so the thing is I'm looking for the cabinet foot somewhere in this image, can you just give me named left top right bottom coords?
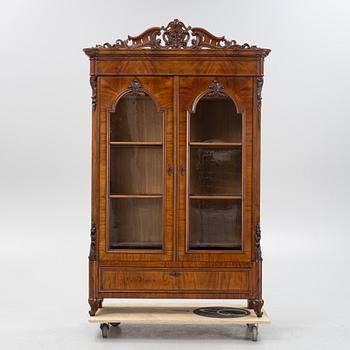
left=248, top=299, right=264, bottom=318
left=88, top=298, right=103, bottom=316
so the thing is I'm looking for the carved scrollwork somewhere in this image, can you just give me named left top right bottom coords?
left=205, top=80, right=226, bottom=97
left=95, top=19, right=259, bottom=50
left=89, top=75, right=97, bottom=110
left=256, top=77, right=263, bottom=112
left=89, top=222, right=97, bottom=261
left=255, top=222, right=262, bottom=262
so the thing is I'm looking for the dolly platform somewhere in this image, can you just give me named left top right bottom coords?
left=89, top=302, right=270, bottom=341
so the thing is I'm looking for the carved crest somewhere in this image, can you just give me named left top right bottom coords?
left=255, top=222, right=262, bottom=262
left=95, top=19, right=258, bottom=50
left=127, top=78, right=145, bottom=96
left=256, top=77, right=263, bottom=111
left=205, top=80, right=226, bottom=97
left=89, top=75, right=97, bottom=110
left=163, top=19, right=190, bottom=48
left=89, top=222, right=97, bottom=261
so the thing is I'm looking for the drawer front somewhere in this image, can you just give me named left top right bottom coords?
left=100, top=269, right=250, bottom=293
left=177, top=271, right=249, bottom=292
left=101, top=269, right=177, bottom=291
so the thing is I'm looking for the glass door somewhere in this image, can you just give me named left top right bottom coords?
left=189, top=95, right=242, bottom=250
left=178, top=77, right=252, bottom=262
left=99, top=76, right=174, bottom=261
left=109, top=93, right=163, bottom=249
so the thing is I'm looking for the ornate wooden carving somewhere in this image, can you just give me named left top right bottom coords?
left=256, top=77, right=263, bottom=111
left=89, top=222, right=97, bottom=261
left=95, top=19, right=258, bottom=50
left=90, top=75, right=97, bottom=110
left=88, top=298, right=102, bottom=316
left=248, top=299, right=264, bottom=317
left=127, top=78, right=145, bottom=96
left=255, top=222, right=262, bottom=262
left=205, top=80, right=226, bottom=97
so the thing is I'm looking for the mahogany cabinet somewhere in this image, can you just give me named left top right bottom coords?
left=84, top=20, right=270, bottom=317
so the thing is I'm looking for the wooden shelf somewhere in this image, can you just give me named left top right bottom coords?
left=190, top=242, right=242, bottom=249
left=110, top=194, right=163, bottom=199
left=189, top=195, right=242, bottom=199
left=110, top=242, right=162, bottom=248
left=110, top=142, right=162, bottom=146
left=190, top=142, right=242, bottom=147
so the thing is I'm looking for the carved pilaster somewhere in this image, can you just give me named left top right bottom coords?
left=256, top=77, right=263, bottom=111
left=89, top=222, right=97, bottom=261
left=255, top=222, right=262, bottom=262
left=90, top=75, right=97, bottom=110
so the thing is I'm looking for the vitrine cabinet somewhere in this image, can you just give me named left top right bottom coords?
left=84, top=20, right=270, bottom=318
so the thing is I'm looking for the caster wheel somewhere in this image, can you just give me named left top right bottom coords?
left=251, top=325, right=258, bottom=342
left=246, top=324, right=253, bottom=330
left=100, top=323, right=109, bottom=338
left=110, top=322, right=120, bottom=327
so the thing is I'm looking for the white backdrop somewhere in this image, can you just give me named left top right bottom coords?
left=0, top=0, right=349, bottom=349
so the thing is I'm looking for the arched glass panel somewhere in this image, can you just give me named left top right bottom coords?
left=110, top=94, right=162, bottom=142
left=109, top=93, right=163, bottom=250
left=190, top=95, right=241, bottom=143
left=188, top=95, right=242, bottom=250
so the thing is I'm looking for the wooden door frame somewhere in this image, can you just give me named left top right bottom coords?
left=177, top=76, right=254, bottom=262
left=97, top=76, right=174, bottom=262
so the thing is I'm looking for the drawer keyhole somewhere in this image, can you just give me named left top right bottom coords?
left=169, top=271, right=181, bottom=277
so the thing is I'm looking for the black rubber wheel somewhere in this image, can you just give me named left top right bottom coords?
left=100, top=323, right=109, bottom=338
left=251, top=325, right=258, bottom=342
left=110, top=322, right=120, bottom=327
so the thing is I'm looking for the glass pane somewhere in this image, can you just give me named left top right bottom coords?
left=190, top=96, right=241, bottom=143
left=189, top=199, right=242, bottom=250
left=110, top=146, right=163, bottom=194
left=110, top=95, right=162, bottom=142
left=190, top=148, right=242, bottom=195
left=109, top=198, right=162, bottom=249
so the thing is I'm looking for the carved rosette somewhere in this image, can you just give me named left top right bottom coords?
left=205, top=80, right=226, bottom=97
left=255, top=222, right=262, bottom=262
left=256, top=77, right=263, bottom=112
left=89, top=75, right=97, bottom=110
left=95, top=19, right=260, bottom=50
left=89, top=222, right=97, bottom=261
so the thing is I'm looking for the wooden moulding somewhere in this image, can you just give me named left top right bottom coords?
left=88, top=301, right=270, bottom=324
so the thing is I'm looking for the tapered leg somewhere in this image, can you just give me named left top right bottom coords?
left=88, top=298, right=102, bottom=316
left=248, top=298, right=264, bottom=317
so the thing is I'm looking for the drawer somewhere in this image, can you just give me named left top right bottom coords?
left=100, top=269, right=249, bottom=292
left=101, top=269, right=178, bottom=291
left=177, top=270, right=249, bottom=292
